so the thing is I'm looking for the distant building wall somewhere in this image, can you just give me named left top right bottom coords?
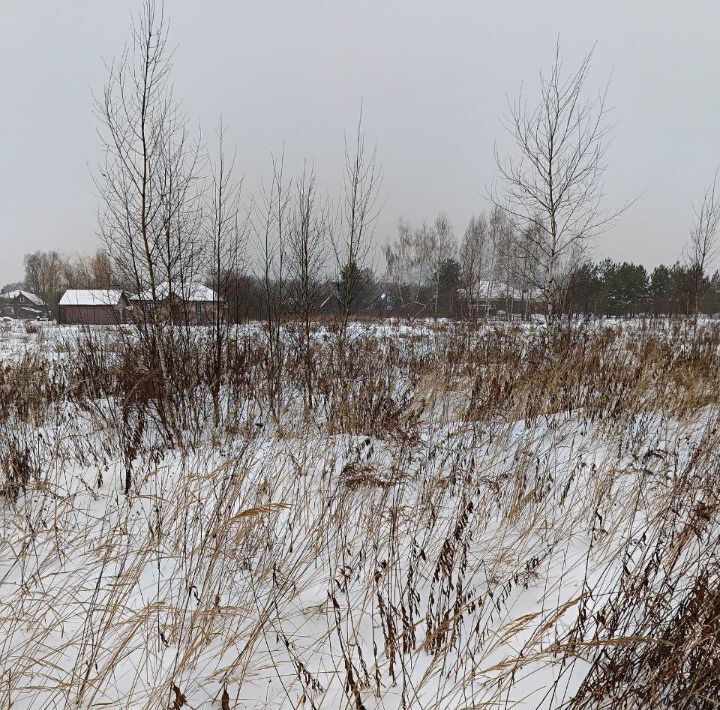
left=186, top=300, right=219, bottom=325
left=58, top=305, right=121, bottom=325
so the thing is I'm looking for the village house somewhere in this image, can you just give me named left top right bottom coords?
left=58, top=289, right=131, bottom=325
left=0, top=290, right=50, bottom=320
left=131, top=281, right=222, bottom=325
left=456, top=281, right=540, bottom=320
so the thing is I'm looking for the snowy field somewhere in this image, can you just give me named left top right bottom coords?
left=0, top=318, right=718, bottom=708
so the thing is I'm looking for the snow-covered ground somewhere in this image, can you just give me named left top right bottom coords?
left=0, top=319, right=717, bottom=708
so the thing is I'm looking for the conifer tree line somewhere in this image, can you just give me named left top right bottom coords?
left=565, top=259, right=720, bottom=318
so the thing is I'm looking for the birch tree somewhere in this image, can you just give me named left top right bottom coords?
left=384, top=220, right=428, bottom=322
left=493, top=43, right=623, bottom=326
left=421, top=213, right=455, bottom=319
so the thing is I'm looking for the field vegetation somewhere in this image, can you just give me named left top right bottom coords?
left=1, top=318, right=719, bottom=707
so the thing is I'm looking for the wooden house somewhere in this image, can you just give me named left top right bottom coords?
left=0, top=290, right=50, bottom=320
left=131, top=282, right=221, bottom=325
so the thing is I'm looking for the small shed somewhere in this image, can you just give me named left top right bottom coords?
left=58, top=290, right=130, bottom=325
left=0, top=290, right=49, bottom=320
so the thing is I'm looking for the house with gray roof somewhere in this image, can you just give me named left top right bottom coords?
left=58, top=289, right=131, bottom=325
left=0, top=290, right=50, bottom=320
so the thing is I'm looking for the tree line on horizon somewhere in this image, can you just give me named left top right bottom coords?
left=5, top=1, right=720, bottom=331
left=7, top=239, right=720, bottom=323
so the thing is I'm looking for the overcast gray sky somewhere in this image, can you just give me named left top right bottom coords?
left=2, top=1, right=720, bottom=286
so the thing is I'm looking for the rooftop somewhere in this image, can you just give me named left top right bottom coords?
left=59, top=290, right=126, bottom=307
left=0, top=290, right=45, bottom=306
left=132, top=281, right=219, bottom=303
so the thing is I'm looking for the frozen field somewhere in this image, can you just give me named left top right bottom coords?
left=0, top=318, right=718, bottom=708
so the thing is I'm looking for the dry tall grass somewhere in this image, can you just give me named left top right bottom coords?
left=0, top=319, right=718, bottom=708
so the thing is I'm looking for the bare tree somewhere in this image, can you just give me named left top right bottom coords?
left=23, top=250, right=66, bottom=316
left=419, top=212, right=455, bottom=319
left=483, top=206, right=512, bottom=319
left=56, top=251, right=115, bottom=291
left=493, top=43, right=623, bottom=326
left=287, top=164, right=327, bottom=413
left=514, top=220, right=544, bottom=321
left=254, top=152, right=291, bottom=420
left=207, top=119, right=244, bottom=425
left=384, top=220, right=429, bottom=322
left=95, top=0, right=201, bottom=452
left=88, top=251, right=115, bottom=289
left=157, top=128, right=205, bottom=327
left=58, top=254, right=89, bottom=290
left=686, top=168, right=720, bottom=326
left=459, top=215, right=488, bottom=319
left=494, top=211, right=518, bottom=320
left=333, top=107, right=382, bottom=337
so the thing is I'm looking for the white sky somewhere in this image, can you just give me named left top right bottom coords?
left=2, top=0, right=720, bottom=285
